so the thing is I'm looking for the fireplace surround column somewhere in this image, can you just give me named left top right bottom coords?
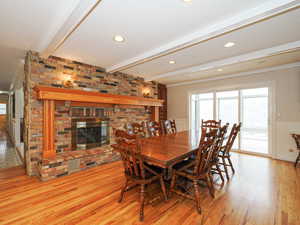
left=43, top=99, right=55, bottom=158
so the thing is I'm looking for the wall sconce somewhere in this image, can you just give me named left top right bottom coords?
left=63, top=79, right=74, bottom=88
left=142, top=87, right=151, bottom=98
left=62, top=74, right=74, bottom=88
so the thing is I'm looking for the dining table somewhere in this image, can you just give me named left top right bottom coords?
left=140, top=129, right=202, bottom=179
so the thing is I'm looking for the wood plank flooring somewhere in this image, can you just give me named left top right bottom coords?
left=0, top=129, right=23, bottom=169
left=0, top=153, right=299, bottom=225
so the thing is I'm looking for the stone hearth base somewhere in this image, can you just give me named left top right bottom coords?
left=38, top=148, right=120, bottom=181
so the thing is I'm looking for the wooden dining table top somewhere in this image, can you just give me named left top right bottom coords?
left=140, top=130, right=202, bottom=168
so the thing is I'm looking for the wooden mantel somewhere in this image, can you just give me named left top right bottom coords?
left=34, top=86, right=164, bottom=107
left=34, top=85, right=164, bottom=159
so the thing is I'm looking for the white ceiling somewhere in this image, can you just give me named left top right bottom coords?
left=122, top=8, right=300, bottom=79
left=55, top=0, right=268, bottom=67
left=0, top=0, right=299, bottom=90
left=160, top=50, right=300, bottom=85
left=0, top=0, right=80, bottom=90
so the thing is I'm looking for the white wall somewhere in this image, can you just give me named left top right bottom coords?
left=8, top=71, right=25, bottom=159
left=168, top=67, right=300, bottom=162
left=13, top=88, right=24, bottom=157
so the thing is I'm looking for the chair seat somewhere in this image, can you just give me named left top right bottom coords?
left=173, top=161, right=208, bottom=180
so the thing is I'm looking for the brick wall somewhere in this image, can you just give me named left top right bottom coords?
left=25, top=52, right=157, bottom=180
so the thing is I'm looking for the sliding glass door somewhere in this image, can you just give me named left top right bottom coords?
left=240, top=88, right=268, bottom=154
left=190, top=87, right=270, bottom=155
left=216, top=91, right=239, bottom=149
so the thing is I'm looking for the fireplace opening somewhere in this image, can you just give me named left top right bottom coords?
left=71, top=108, right=110, bottom=150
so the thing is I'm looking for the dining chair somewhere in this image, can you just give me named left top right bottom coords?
left=112, top=129, right=167, bottom=221
left=218, top=123, right=241, bottom=179
left=125, top=122, right=146, bottom=137
left=201, top=119, right=221, bottom=129
left=291, top=134, right=300, bottom=167
left=170, top=130, right=218, bottom=214
left=188, top=127, right=217, bottom=161
left=161, top=119, right=177, bottom=134
left=147, top=121, right=162, bottom=137
left=210, top=123, right=229, bottom=183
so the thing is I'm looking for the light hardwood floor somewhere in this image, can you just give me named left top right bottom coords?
left=0, top=153, right=299, bottom=225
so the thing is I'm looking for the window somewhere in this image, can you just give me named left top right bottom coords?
left=0, top=104, right=6, bottom=115
left=190, top=93, right=214, bottom=130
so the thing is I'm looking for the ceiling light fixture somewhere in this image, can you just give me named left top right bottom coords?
left=224, top=42, right=235, bottom=48
left=169, top=60, right=176, bottom=64
left=113, top=35, right=125, bottom=42
left=217, top=68, right=223, bottom=72
left=183, top=0, right=192, bottom=3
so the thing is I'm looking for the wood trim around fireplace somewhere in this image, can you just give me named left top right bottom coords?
left=35, top=85, right=163, bottom=159
left=34, top=86, right=164, bottom=107
left=43, top=99, right=55, bottom=158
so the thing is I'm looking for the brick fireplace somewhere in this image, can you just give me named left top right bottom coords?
left=24, top=52, right=161, bottom=181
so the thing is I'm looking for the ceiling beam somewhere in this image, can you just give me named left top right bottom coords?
left=167, top=62, right=300, bottom=88
left=147, top=40, right=300, bottom=81
left=40, top=0, right=102, bottom=58
left=107, top=0, right=300, bottom=73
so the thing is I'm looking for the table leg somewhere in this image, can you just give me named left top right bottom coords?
left=163, top=167, right=173, bottom=180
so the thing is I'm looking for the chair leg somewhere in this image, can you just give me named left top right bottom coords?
left=118, top=178, right=128, bottom=203
left=139, top=184, right=146, bottom=221
left=206, top=174, right=215, bottom=198
left=215, top=164, right=224, bottom=183
left=227, top=156, right=235, bottom=174
left=222, top=157, right=230, bottom=180
left=193, top=180, right=202, bottom=214
left=295, top=152, right=300, bottom=168
left=160, top=177, right=168, bottom=201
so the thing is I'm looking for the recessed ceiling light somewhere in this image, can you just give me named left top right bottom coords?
left=217, top=68, right=223, bottom=72
left=113, top=35, right=125, bottom=42
left=169, top=60, right=176, bottom=64
left=224, top=42, right=235, bottom=48
left=183, top=0, right=192, bottom=3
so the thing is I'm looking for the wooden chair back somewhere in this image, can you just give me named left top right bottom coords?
left=223, top=123, right=241, bottom=154
left=125, top=122, right=146, bottom=137
left=193, top=130, right=217, bottom=176
left=113, top=129, right=146, bottom=179
left=213, top=124, right=229, bottom=159
left=292, top=134, right=300, bottom=150
left=147, top=121, right=162, bottom=137
left=162, top=119, right=177, bottom=134
left=201, top=119, right=221, bottom=129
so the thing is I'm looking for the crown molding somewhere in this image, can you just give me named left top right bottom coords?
left=39, top=0, right=102, bottom=58
left=167, top=62, right=300, bottom=88
left=107, top=0, right=300, bottom=73
left=148, top=40, right=300, bottom=81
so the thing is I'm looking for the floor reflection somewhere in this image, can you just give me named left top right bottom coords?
left=0, top=130, right=22, bottom=169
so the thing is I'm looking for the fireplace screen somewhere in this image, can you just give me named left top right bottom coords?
left=71, top=118, right=109, bottom=150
